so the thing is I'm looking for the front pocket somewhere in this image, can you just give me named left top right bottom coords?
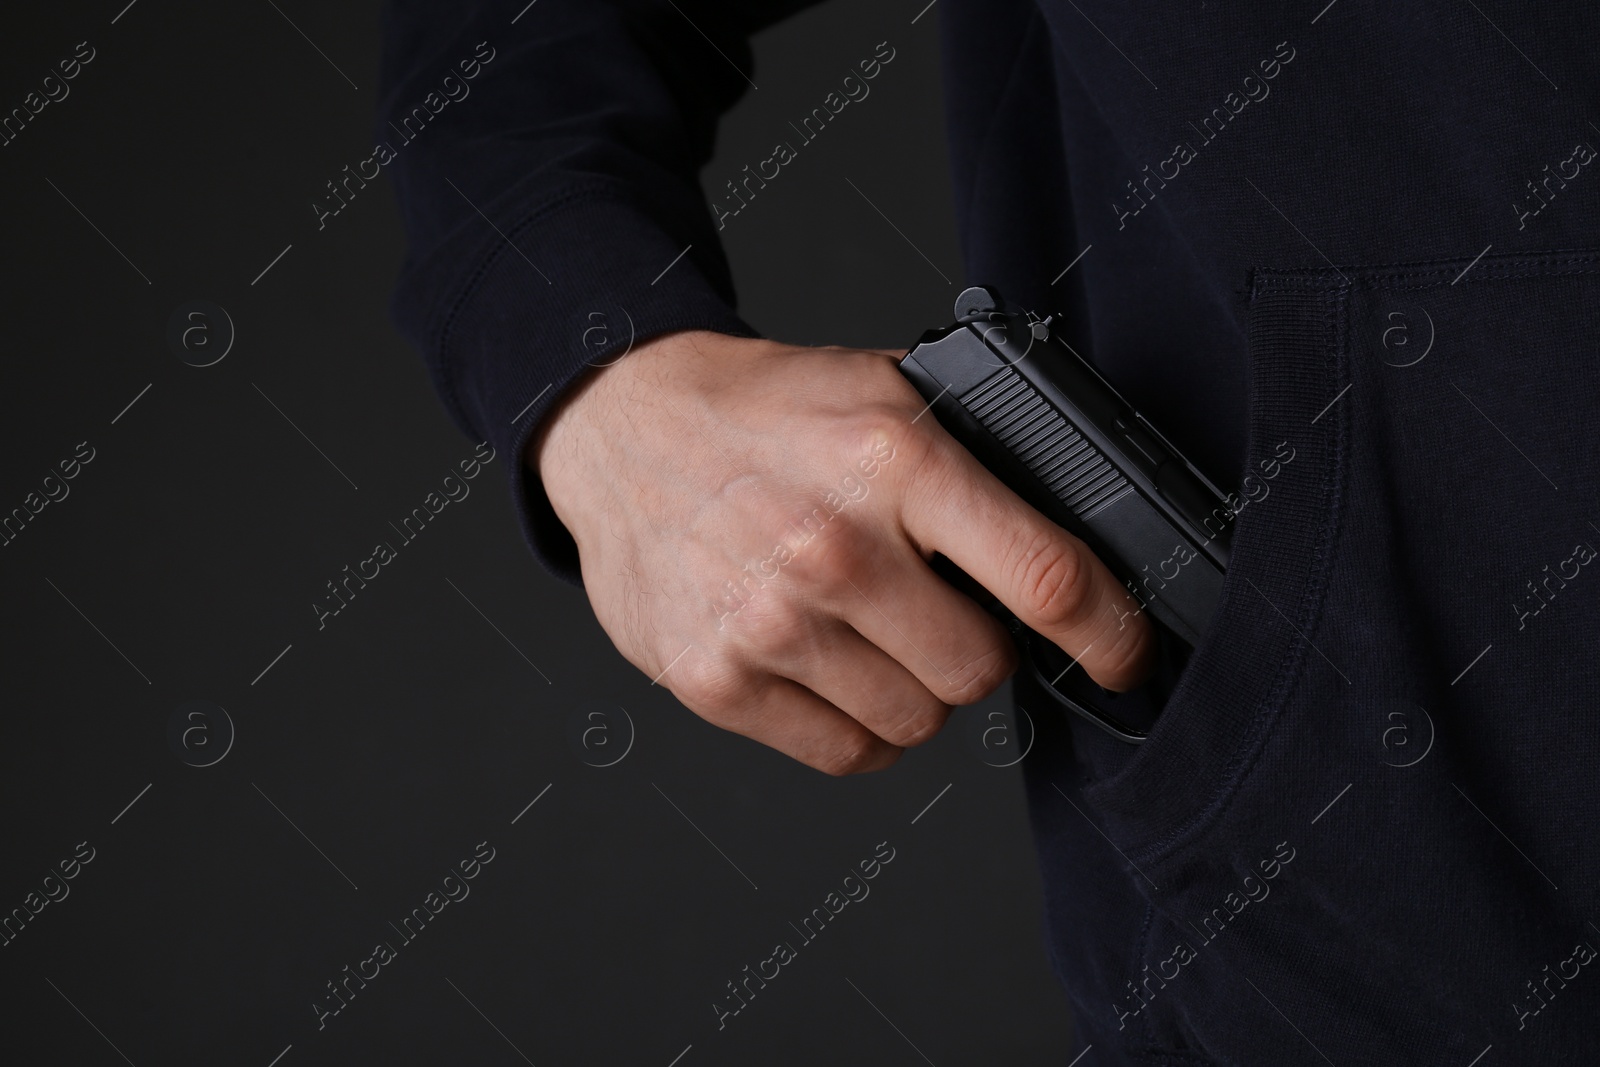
left=1057, top=277, right=1351, bottom=863
left=1021, top=248, right=1600, bottom=1062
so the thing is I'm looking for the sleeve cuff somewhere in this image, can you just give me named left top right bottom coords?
left=395, top=184, right=759, bottom=587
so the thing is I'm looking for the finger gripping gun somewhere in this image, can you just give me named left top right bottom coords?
left=898, top=286, right=1234, bottom=743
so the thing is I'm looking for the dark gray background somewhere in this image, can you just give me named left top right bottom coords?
left=0, top=1, right=1075, bottom=1063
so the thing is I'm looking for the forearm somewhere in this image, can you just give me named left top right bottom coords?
left=377, top=0, right=814, bottom=582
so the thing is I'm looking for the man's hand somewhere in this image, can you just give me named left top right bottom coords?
left=532, top=330, right=1154, bottom=775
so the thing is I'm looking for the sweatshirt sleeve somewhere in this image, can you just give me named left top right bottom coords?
left=376, top=0, right=820, bottom=586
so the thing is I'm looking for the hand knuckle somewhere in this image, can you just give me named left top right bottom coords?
left=879, top=701, right=948, bottom=748
left=724, top=598, right=809, bottom=658
left=848, top=409, right=931, bottom=486
left=818, top=737, right=893, bottom=776
left=937, top=640, right=1019, bottom=705
left=1012, top=531, right=1091, bottom=630
left=785, top=515, right=872, bottom=595
left=848, top=404, right=913, bottom=447
left=675, top=651, right=749, bottom=717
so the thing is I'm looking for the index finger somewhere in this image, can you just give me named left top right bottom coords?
left=897, top=431, right=1155, bottom=692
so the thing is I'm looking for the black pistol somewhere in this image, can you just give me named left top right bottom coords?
left=898, top=286, right=1234, bottom=743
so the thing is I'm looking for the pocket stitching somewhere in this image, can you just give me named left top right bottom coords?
left=1086, top=283, right=1348, bottom=869
left=1226, top=284, right=1349, bottom=848
left=1251, top=249, right=1600, bottom=291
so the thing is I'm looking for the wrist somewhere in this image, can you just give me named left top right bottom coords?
left=526, top=328, right=724, bottom=531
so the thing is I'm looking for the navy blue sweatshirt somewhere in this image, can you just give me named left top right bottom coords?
left=379, top=2, right=1600, bottom=1061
